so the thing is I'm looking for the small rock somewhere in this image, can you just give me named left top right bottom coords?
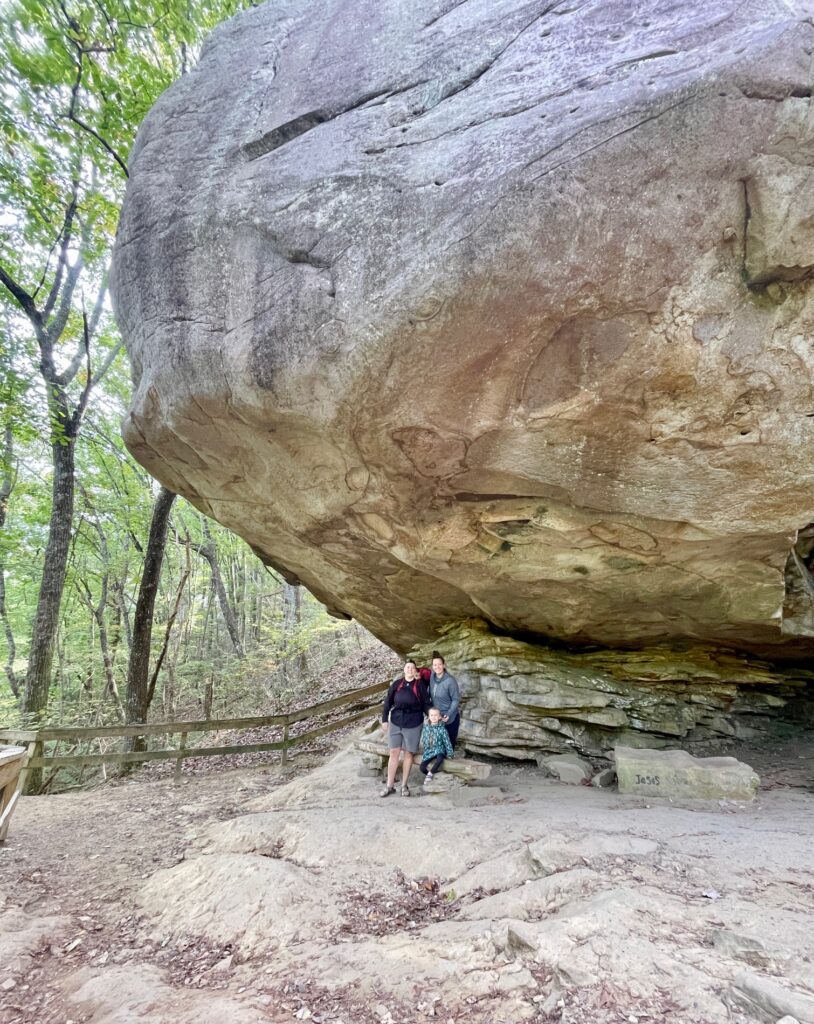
left=591, top=767, right=616, bottom=788
left=711, top=928, right=767, bottom=960
left=776, top=1017, right=800, bottom=1024
left=540, top=991, right=562, bottom=1014
left=1, top=978, right=16, bottom=991
left=208, top=954, right=233, bottom=974
left=540, top=754, right=593, bottom=784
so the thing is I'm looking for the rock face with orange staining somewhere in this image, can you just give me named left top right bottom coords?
left=112, top=0, right=814, bottom=746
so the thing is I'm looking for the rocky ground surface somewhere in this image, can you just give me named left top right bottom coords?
left=0, top=731, right=812, bottom=1024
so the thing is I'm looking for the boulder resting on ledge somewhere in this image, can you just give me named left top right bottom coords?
left=112, top=1, right=814, bottom=667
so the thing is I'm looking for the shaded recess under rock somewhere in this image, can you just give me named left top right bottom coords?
left=415, top=621, right=814, bottom=759
left=111, top=0, right=814, bottom=744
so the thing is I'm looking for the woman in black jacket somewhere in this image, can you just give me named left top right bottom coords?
left=380, top=659, right=431, bottom=797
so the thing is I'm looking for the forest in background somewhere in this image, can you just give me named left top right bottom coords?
left=0, top=0, right=382, bottom=737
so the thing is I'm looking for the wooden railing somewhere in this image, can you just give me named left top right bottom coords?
left=0, top=680, right=388, bottom=793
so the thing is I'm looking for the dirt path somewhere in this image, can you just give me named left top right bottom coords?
left=1, top=737, right=813, bottom=1024
left=0, top=752, right=324, bottom=1023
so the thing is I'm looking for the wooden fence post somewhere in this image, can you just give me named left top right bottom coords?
left=281, top=721, right=289, bottom=766
left=174, top=731, right=187, bottom=784
left=19, top=740, right=42, bottom=796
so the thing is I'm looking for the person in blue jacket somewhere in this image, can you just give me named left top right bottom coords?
left=419, top=706, right=454, bottom=785
left=428, top=650, right=461, bottom=748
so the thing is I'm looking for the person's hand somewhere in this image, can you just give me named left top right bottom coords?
left=381, top=721, right=388, bottom=732
left=442, top=715, right=449, bottom=722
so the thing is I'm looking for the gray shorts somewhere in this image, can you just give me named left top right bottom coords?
left=388, top=722, right=422, bottom=753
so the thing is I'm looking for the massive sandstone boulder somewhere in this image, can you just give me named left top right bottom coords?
left=112, top=0, right=814, bottom=748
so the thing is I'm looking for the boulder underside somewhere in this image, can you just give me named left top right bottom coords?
left=111, top=0, right=814, bottom=736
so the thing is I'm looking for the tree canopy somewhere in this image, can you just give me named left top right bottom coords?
left=0, top=0, right=374, bottom=745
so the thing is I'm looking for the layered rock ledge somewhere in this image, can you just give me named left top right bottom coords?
left=415, top=620, right=814, bottom=757
left=112, top=0, right=814, bottom=729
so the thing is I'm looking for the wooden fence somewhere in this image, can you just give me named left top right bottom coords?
left=0, top=680, right=388, bottom=793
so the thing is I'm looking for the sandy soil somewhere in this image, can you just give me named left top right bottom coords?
left=0, top=732, right=812, bottom=1024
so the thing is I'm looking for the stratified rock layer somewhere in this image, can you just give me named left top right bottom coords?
left=415, top=621, right=814, bottom=758
left=112, top=0, right=814, bottom=660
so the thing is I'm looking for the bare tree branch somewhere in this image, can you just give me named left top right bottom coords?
left=67, top=114, right=129, bottom=178
left=146, top=547, right=191, bottom=708
left=91, top=338, right=123, bottom=387
left=55, top=276, right=108, bottom=387
left=0, top=265, right=43, bottom=329
left=70, top=311, right=93, bottom=431
left=88, top=277, right=108, bottom=337
left=45, top=244, right=85, bottom=347
left=56, top=340, right=86, bottom=388
left=42, top=187, right=80, bottom=320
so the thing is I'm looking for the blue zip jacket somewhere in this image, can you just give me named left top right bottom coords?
left=420, top=721, right=454, bottom=760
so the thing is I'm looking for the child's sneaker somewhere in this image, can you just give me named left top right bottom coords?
left=423, top=772, right=433, bottom=786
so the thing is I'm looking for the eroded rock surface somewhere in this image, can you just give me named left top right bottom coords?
left=123, top=741, right=814, bottom=1024
left=112, top=1, right=814, bottom=664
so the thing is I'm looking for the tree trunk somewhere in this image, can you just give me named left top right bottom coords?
left=124, top=487, right=176, bottom=754
left=203, top=670, right=214, bottom=720
left=111, top=579, right=132, bottom=651
left=0, top=424, right=18, bottom=698
left=80, top=576, right=125, bottom=722
left=281, top=583, right=307, bottom=685
left=197, top=523, right=244, bottom=659
left=197, top=577, right=214, bottom=661
left=23, top=432, right=76, bottom=718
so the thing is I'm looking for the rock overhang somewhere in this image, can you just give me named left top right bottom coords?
left=111, top=0, right=814, bottom=659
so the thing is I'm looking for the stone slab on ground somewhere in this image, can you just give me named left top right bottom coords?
left=356, top=739, right=491, bottom=781
left=540, top=753, right=593, bottom=784
left=138, top=854, right=340, bottom=953
left=728, top=971, right=814, bottom=1023
left=63, top=964, right=266, bottom=1024
left=0, top=908, right=72, bottom=977
left=615, top=746, right=759, bottom=801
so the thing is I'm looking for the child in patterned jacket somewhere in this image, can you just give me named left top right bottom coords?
left=419, top=707, right=455, bottom=785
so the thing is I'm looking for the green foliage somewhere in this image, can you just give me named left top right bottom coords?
left=0, top=0, right=387, bottom=735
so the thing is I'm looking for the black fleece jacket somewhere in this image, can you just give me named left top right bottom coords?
left=382, top=677, right=431, bottom=729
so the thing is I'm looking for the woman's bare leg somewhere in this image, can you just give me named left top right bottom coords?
left=386, top=748, right=401, bottom=788
left=401, top=751, right=415, bottom=788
